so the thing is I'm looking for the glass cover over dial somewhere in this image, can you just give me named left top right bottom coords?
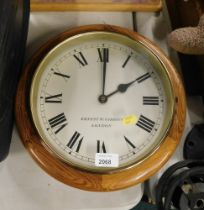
left=30, top=32, right=174, bottom=173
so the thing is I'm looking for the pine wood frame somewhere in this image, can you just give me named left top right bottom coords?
left=15, top=24, right=186, bottom=191
left=31, top=0, right=162, bottom=11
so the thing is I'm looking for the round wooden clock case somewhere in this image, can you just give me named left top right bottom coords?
left=15, top=24, right=186, bottom=191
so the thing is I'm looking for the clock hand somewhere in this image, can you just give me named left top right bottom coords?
left=106, top=77, right=138, bottom=99
left=102, top=48, right=108, bottom=95
left=98, top=48, right=109, bottom=104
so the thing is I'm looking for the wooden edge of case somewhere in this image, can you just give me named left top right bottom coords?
left=15, top=24, right=186, bottom=192
left=31, top=0, right=162, bottom=12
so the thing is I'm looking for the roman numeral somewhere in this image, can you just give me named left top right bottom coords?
left=45, top=93, right=62, bottom=103
left=73, top=52, right=88, bottom=66
left=48, top=113, right=68, bottom=134
left=136, top=115, right=155, bottom=133
left=136, top=73, right=151, bottom=83
left=124, top=136, right=136, bottom=149
left=54, top=72, right=70, bottom=79
left=97, top=140, right=106, bottom=153
left=122, top=55, right=131, bottom=68
left=67, top=131, right=83, bottom=153
left=143, top=96, right=159, bottom=105
left=97, top=48, right=109, bottom=62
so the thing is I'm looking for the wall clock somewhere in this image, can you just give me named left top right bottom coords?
left=15, top=24, right=186, bottom=191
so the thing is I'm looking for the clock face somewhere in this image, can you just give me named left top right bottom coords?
left=30, top=32, right=174, bottom=172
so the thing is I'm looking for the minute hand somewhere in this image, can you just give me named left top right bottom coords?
left=102, top=49, right=108, bottom=95
left=106, top=77, right=138, bottom=99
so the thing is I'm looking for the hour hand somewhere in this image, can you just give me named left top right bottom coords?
left=98, top=78, right=137, bottom=104
left=107, top=78, right=138, bottom=97
left=103, top=72, right=151, bottom=102
left=117, top=79, right=137, bottom=93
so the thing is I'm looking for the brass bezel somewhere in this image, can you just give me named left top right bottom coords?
left=30, top=31, right=175, bottom=174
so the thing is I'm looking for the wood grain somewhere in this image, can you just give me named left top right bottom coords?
left=30, top=0, right=162, bottom=11
left=15, top=24, right=186, bottom=191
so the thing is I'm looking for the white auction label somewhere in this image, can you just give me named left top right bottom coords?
left=95, top=153, right=119, bottom=167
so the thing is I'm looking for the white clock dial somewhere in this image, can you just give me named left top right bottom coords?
left=30, top=32, right=174, bottom=172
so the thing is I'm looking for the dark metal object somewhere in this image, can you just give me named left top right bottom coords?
left=132, top=12, right=137, bottom=32
left=0, top=0, right=30, bottom=161
left=130, top=201, right=157, bottom=210
left=156, top=160, right=204, bottom=210
left=184, top=124, right=204, bottom=160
